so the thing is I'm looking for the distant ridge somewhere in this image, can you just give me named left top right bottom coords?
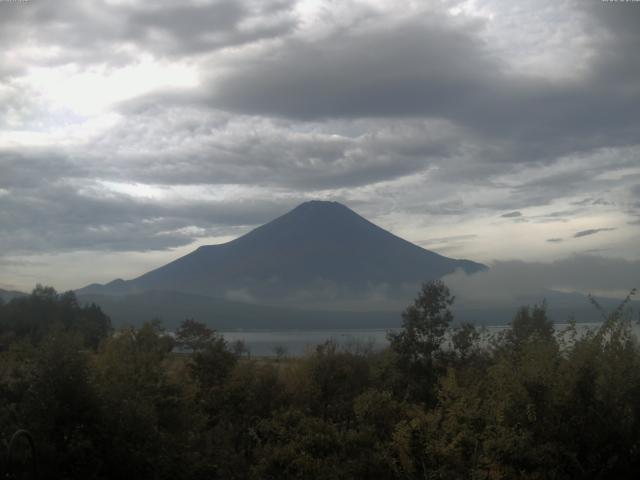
left=78, top=201, right=486, bottom=308
left=0, top=288, right=27, bottom=302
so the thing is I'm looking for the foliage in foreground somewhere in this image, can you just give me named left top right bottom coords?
left=0, top=282, right=639, bottom=479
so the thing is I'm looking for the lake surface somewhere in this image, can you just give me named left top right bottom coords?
left=221, top=329, right=392, bottom=357
left=220, top=322, right=639, bottom=357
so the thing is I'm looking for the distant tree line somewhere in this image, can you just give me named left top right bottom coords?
left=0, top=282, right=639, bottom=479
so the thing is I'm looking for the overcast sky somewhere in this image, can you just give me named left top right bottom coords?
left=1, top=0, right=639, bottom=294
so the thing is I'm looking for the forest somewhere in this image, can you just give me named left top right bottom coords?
left=0, top=282, right=639, bottom=479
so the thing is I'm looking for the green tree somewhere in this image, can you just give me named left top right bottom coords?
left=175, top=318, right=214, bottom=353
left=189, top=333, right=237, bottom=392
left=92, top=321, right=194, bottom=479
left=207, top=361, right=285, bottom=477
left=388, top=280, right=454, bottom=403
left=451, top=322, right=481, bottom=362
left=291, top=341, right=370, bottom=424
left=506, top=302, right=554, bottom=349
left=252, top=409, right=352, bottom=480
left=21, top=331, right=101, bottom=478
left=0, top=286, right=111, bottom=349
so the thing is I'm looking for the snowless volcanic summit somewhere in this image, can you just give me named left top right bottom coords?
left=79, top=201, right=486, bottom=307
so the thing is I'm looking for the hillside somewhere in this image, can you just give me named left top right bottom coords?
left=0, top=288, right=27, bottom=302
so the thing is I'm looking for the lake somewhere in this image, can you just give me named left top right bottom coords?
left=220, top=321, right=638, bottom=357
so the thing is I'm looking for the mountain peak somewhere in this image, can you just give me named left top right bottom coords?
left=289, top=200, right=352, bottom=216
left=240, top=199, right=372, bottom=243
left=296, top=200, right=346, bottom=208
left=78, top=201, right=487, bottom=306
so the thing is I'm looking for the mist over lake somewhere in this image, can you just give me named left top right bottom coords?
left=221, top=321, right=640, bottom=357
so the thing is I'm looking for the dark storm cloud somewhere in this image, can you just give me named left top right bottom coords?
left=572, top=197, right=614, bottom=207
left=113, top=138, right=441, bottom=190
left=206, top=19, right=496, bottom=120
left=88, top=110, right=460, bottom=190
left=2, top=108, right=456, bottom=196
left=0, top=149, right=86, bottom=189
left=127, top=2, right=296, bottom=56
left=1, top=0, right=639, bottom=261
left=512, top=168, right=596, bottom=200
left=501, top=211, right=522, bottom=218
left=6, top=0, right=640, bottom=191
left=472, top=151, right=639, bottom=215
left=574, top=228, right=616, bottom=239
left=0, top=114, right=460, bottom=255
left=546, top=238, right=563, bottom=243
left=584, top=1, right=640, bottom=81
left=0, top=0, right=296, bottom=74
left=189, top=2, right=640, bottom=167
left=0, top=181, right=299, bottom=254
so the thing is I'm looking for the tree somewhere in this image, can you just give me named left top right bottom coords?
left=232, top=339, right=249, bottom=357
left=175, top=318, right=214, bottom=353
left=388, top=280, right=454, bottom=403
left=0, top=286, right=111, bottom=349
left=189, top=334, right=237, bottom=392
left=273, top=345, right=287, bottom=361
left=92, top=320, right=192, bottom=479
left=507, top=302, right=554, bottom=349
left=300, top=341, right=370, bottom=423
left=451, top=322, right=480, bottom=362
left=22, top=331, right=101, bottom=477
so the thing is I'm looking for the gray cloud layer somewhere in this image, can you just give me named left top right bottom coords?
left=0, top=0, right=296, bottom=72
left=501, top=211, right=522, bottom=218
left=1, top=0, right=639, bottom=267
left=196, top=2, right=640, bottom=166
left=574, top=228, right=616, bottom=238
left=0, top=177, right=300, bottom=254
left=444, top=255, right=640, bottom=303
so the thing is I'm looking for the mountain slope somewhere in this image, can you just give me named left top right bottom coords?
left=78, top=290, right=400, bottom=330
left=0, top=288, right=27, bottom=302
left=78, top=201, right=486, bottom=306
